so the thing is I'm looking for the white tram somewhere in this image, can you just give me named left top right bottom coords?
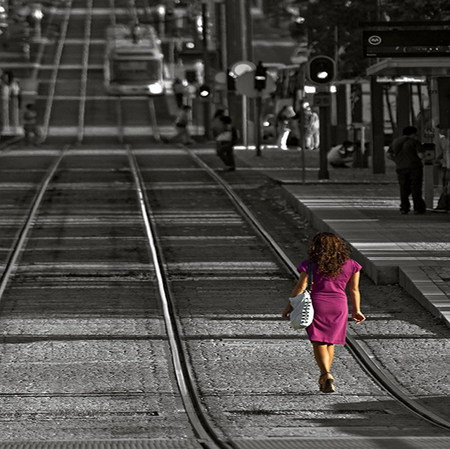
left=104, top=24, right=165, bottom=95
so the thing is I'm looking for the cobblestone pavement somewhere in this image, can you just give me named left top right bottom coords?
left=0, top=147, right=449, bottom=445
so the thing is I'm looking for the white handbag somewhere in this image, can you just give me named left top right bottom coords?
left=289, top=263, right=314, bottom=329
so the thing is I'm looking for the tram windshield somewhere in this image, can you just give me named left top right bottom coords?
left=112, top=59, right=162, bottom=83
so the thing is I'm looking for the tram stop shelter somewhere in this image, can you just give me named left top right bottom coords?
left=366, top=57, right=450, bottom=208
left=367, top=57, right=450, bottom=77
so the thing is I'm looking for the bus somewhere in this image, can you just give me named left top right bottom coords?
left=104, top=23, right=165, bottom=96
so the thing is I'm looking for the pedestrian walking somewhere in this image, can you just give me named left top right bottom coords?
left=171, top=104, right=193, bottom=145
left=303, top=105, right=319, bottom=150
left=215, top=115, right=238, bottom=171
left=172, top=77, right=186, bottom=109
left=282, top=232, right=366, bottom=393
left=387, top=126, right=426, bottom=215
left=308, top=107, right=320, bottom=150
left=23, top=103, right=41, bottom=145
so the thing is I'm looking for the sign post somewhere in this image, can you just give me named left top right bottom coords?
left=254, top=62, right=267, bottom=156
left=234, top=67, right=276, bottom=153
left=230, top=61, right=256, bottom=148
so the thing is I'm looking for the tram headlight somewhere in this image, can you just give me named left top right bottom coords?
left=148, top=83, right=164, bottom=95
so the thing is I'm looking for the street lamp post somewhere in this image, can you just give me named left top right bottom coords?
left=31, top=5, right=44, bottom=41
left=201, top=2, right=211, bottom=139
left=254, top=61, right=267, bottom=157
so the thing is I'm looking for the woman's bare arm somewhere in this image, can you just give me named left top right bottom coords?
left=347, top=272, right=366, bottom=323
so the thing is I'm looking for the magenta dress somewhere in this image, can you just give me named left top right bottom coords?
left=298, top=259, right=362, bottom=345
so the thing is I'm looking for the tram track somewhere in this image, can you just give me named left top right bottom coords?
left=0, top=148, right=231, bottom=446
left=0, top=148, right=68, bottom=298
left=76, top=0, right=94, bottom=143
left=30, top=0, right=167, bottom=145
left=108, top=0, right=162, bottom=144
left=128, top=146, right=232, bottom=449
left=0, top=147, right=448, bottom=444
left=40, top=0, right=73, bottom=143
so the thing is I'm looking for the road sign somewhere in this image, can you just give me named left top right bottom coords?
left=231, top=61, right=256, bottom=77
left=235, top=70, right=276, bottom=98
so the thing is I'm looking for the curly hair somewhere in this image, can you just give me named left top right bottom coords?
left=308, top=232, right=350, bottom=278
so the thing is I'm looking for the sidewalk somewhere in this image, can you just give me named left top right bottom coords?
left=235, top=146, right=450, bottom=328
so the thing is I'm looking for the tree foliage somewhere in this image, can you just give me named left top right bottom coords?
left=297, top=0, right=450, bottom=79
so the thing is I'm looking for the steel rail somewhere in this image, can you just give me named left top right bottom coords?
left=77, top=0, right=94, bottom=143
left=41, top=0, right=73, bottom=142
left=147, top=98, right=161, bottom=142
left=186, top=148, right=450, bottom=432
left=0, top=148, right=67, bottom=303
left=127, top=147, right=235, bottom=449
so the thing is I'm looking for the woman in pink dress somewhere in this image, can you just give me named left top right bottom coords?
left=282, top=232, right=366, bottom=393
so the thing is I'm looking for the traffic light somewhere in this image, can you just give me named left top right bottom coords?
left=226, top=67, right=236, bottom=91
left=254, top=61, right=267, bottom=91
left=307, top=56, right=335, bottom=85
left=198, top=84, right=211, bottom=98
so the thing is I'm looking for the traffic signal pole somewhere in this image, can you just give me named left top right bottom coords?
left=224, top=0, right=253, bottom=142
left=254, top=61, right=267, bottom=156
left=255, top=93, right=262, bottom=156
left=307, top=55, right=335, bottom=180
left=317, top=91, right=331, bottom=180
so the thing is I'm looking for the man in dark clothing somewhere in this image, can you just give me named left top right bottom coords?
left=388, top=126, right=426, bottom=214
left=215, top=115, right=238, bottom=171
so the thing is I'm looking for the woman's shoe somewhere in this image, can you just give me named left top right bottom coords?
left=318, top=372, right=329, bottom=392
left=319, top=372, right=335, bottom=393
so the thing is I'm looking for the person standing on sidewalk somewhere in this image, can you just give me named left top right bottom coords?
left=215, top=115, right=238, bottom=171
left=171, top=105, right=194, bottom=145
left=387, top=126, right=426, bottom=215
left=282, top=232, right=366, bottom=393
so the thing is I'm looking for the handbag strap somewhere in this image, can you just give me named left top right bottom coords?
left=307, top=262, right=313, bottom=290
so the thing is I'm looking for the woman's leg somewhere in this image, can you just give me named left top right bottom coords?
left=327, top=344, right=335, bottom=372
left=312, top=342, right=333, bottom=375
left=312, top=342, right=336, bottom=392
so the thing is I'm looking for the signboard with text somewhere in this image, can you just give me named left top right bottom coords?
left=363, top=30, right=450, bottom=57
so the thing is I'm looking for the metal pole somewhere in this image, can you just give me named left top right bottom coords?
left=370, top=76, right=386, bottom=174
left=300, top=102, right=306, bottom=183
left=256, top=93, right=262, bottom=156
left=318, top=93, right=330, bottom=180
left=242, top=96, right=248, bottom=147
left=202, top=2, right=211, bottom=139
